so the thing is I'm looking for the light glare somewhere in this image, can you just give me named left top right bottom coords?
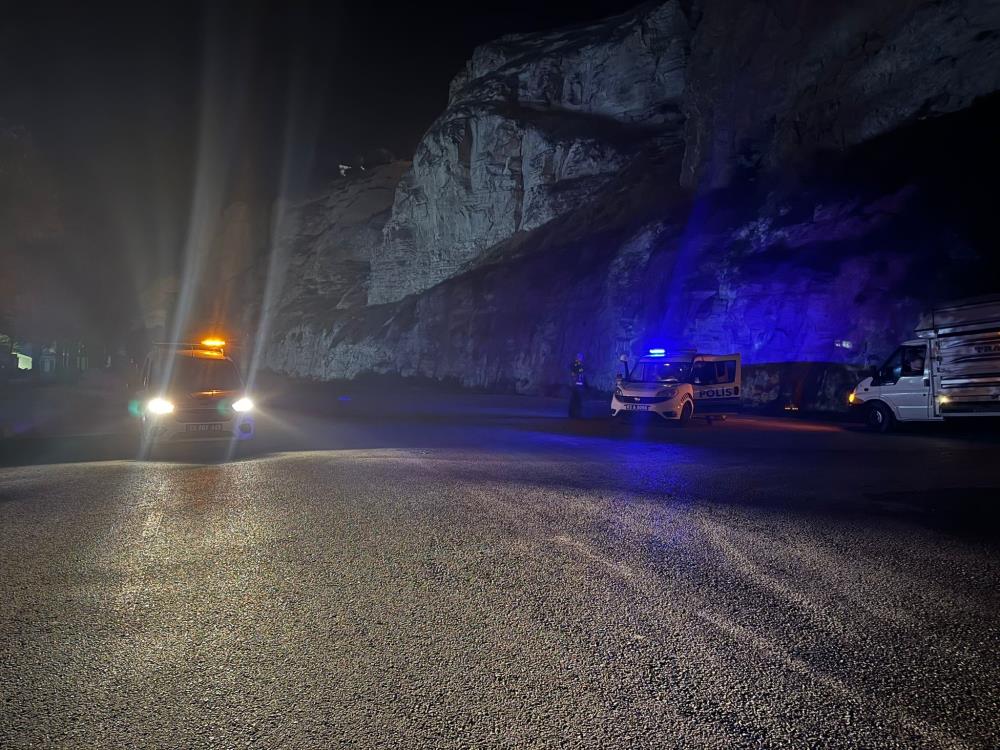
left=147, top=397, right=175, bottom=415
left=232, top=397, right=254, bottom=412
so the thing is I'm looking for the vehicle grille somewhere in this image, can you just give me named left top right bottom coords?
left=173, top=430, right=233, bottom=440
left=175, top=408, right=231, bottom=423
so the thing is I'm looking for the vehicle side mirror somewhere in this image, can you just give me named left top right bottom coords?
left=869, top=366, right=878, bottom=381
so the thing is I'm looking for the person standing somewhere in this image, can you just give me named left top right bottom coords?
left=568, top=353, right=586, bottom=418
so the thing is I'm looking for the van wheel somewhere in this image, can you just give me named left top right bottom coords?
left=679, top=401, right=693, bottom=425
left=866, top=402, right=894, bottom=433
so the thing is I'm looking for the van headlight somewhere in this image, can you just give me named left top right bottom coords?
left=147, top=397, right=174, bottom=415
left=232, top=397, right=254, bottom=413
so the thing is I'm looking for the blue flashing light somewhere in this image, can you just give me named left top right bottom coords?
left=648, top=348, right=666, bottom=356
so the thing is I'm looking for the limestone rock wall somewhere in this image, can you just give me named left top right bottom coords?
left=271, top=162, right=408, bottom=330
left=264, top=0, right=1000, bottom=411
left=680, top=0, right=1000, bottom=188
left=368, top=1, right=690, bottom=304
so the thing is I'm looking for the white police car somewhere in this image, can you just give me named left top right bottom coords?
left=611, top=349, right=741, bottom=423
left=134, top=339, right=255, bottom=444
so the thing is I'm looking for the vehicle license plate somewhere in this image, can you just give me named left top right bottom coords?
left=623, top=404, right=650, bottom=411
left=186, top=423, right=224, bottom=432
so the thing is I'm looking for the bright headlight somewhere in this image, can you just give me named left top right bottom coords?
left=232, top=397, right=254, bottom=413
left=147, top=397, right=174, bottom=415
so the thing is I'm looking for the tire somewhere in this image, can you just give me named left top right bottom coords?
left=679, top=400, right=694, bottom=425
left=865, top=402, right=894, bottom=433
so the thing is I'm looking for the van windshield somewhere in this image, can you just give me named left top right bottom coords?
left=163, top=357, right=243, bottom=392
left=628, top=360, right=691, bottom=383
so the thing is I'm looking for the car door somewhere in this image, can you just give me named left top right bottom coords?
left=691, top=354, right=741, bottom=413
left=875, top=344, right=930, bottom=421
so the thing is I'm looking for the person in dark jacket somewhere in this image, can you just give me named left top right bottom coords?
left=568, top=353, right=586, bottom=418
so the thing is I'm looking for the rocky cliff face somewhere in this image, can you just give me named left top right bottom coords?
left=273, top=163, right=408, bottom=319
left=369, top=1, right=690, bottom=304
left=265, top=0, right=1000, bottom=409
left=680, top=0, right=1000, bottom=189
left=265, top=162, right=408, bottom=372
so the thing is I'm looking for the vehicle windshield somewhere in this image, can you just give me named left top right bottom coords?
left=162, top=357, right=243, bottom=392
left=627, top=360, right=691, bottom=383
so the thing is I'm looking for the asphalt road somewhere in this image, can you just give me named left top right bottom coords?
left=1, top=392, right=999, bottom=749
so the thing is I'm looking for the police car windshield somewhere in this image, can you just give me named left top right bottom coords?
left=628, top=360, right=690, bottom=383
left=165, top=357, right=242, bottom=392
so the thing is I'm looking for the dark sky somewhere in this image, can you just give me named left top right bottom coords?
left=1, top=0, right=640, bottom=337
left=4, top=1, right=646, bottom=162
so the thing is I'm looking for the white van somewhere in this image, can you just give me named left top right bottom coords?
left=611, top=349, right=741, bottom=423
left=849, top=296, right=1000, bottom=431
left=134, top=340, right=256, bottom=444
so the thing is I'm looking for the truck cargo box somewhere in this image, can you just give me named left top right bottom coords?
left=917, top=296, right=1000, bottom=416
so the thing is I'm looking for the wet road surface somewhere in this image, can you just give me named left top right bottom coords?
left=1, top=394, right=999, bottom=748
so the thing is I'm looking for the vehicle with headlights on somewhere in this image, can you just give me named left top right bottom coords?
left=133, top=340, right=255, bottom=444
left=611, top=349, right=741, bottom=423
left=848, top=295, right=1000, bottom=431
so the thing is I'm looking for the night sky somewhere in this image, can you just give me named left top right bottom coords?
left=2, top=0, right=640, bottom=336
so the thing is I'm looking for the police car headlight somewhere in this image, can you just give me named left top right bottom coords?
left=614, top=387, right=623, bottom=399
left=657, top=388, right=676, bottom=399
left=232, top=397, right=254, bottom=413
left=147, top=397, right=174, bottom=415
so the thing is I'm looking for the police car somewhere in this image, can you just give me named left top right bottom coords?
left=134, top=339, right=255, bottom=444
left=611, top=349, right=741, bottom=423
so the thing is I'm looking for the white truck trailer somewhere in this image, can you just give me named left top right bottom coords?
left=849, top=296, right=1000, bottom=431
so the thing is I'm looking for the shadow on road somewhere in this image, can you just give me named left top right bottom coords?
left=865, top=487, right=1000, bottom=545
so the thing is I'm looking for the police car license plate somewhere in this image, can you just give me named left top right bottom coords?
left=186, top=423, right=224, bottom=432
left=623, top=404, right=650, bottom=411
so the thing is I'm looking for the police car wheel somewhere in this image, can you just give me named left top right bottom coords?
left=679, top=400, right=693, bottom=425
